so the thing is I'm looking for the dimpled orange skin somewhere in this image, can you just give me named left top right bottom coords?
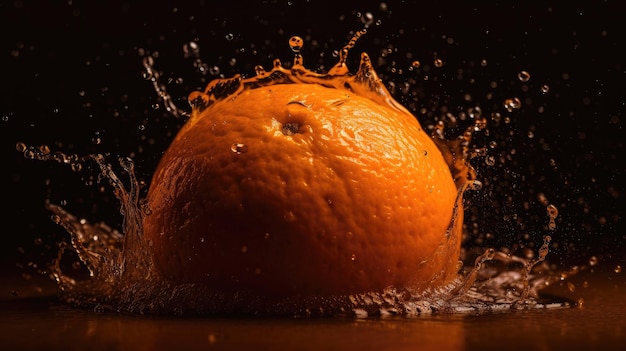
left=144, top=83, right=462, bottom=297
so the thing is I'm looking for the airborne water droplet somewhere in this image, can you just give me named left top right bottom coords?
left=547, top=204, right=558, bottom=230
left=503, top=97, right=522, bottom=111
left=288, top=36, right=303, bottom=53
left=517, top=70, right=531, bottom=82
left=289, top=36, right=304, bottom=67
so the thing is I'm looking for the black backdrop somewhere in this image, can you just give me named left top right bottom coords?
left=1, top=1, right=624, bottom=279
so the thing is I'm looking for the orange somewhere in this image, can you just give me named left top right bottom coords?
left=143, top=62, right=463, bottom=297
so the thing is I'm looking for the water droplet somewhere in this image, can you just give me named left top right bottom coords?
left=225, top=33, right=234, bottom=41
left=517, top=70, right=531, bottom=82
left=434, top=58, right=444, bottom=67
left=70, top=162, right=82, bottom=172
left=230, top=143, right=248, bottom=154
left=51, top=214, right=61, bottom=224
left=15, top=142, right=27, bottom=153
left=241, top=245, right=248, bottom=253
left=503, top=97, right=522, bottom=111
left=120, top=156, right=134, bottom=172
left=615, top=265, right=622, bottom=273
left=485, top=156, right=496, bottom=166
left=546, top=204, right=558, bottom=230
left=38, top=145, right=50, bottom=155
left=588, top=256, right=598, bottom=266
left=411, top=60, right=421, bottom=69
left=359, top=12, right=374, bottom=27
left=351, top=254, right=356, bottom=261
left=540, top=84, right=550, bottom=94
left=288, top=36, right=304, bottom=53
left=546, top=204, right=559, bottom=218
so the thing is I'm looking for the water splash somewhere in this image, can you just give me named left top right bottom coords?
left=16, top=31, right=572, bottom=317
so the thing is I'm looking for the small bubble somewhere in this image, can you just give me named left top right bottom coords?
left=517, top=70, right=531, bottom=82
left=230, top=143, right=248, bottom=154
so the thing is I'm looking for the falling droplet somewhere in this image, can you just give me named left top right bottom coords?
left=517, top=70, right=531, bottom=82
left=289, top=36, right=304, bottom=67
left=288, top=36, right=304, bottom=53
left=503, top=97, right=522, bottom=111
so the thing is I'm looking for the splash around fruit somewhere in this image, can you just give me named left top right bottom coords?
left=143, top=31, right=468, bottom=298
left=18, top=30, right=495, bottom=316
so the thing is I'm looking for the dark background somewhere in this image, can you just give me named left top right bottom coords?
left=1, top=1, right=624, bottom=283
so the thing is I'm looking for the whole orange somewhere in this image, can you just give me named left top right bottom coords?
left=144, top=63, right=462, bottom=297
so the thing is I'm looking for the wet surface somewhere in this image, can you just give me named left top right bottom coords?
left=2, top=260, right=625, bottom=351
